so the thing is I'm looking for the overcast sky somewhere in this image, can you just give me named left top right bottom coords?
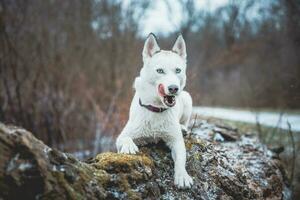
left=140, top=0, right=229, bottom=36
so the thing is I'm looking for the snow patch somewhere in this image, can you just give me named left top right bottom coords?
left=193, top=107, right=300, bottom=132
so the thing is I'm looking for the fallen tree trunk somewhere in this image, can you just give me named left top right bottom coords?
left=0, top=122, right=291, bottom=200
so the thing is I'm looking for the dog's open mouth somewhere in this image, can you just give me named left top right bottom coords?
left=158, top=84, right=176, bottom=107
left=163, top=95, right=176, bottom=107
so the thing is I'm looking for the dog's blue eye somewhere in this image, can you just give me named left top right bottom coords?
left=176, top=68, right=181, bottom=73
left=156, top=68, right=164, bottom=74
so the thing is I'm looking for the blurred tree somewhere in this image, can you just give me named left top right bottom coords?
left=0, top=0, right=299, bottom=153
left=0, top=0, right=150, bottom=151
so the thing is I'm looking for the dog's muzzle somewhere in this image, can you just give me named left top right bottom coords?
left=158, top=84, right=176, bottom=107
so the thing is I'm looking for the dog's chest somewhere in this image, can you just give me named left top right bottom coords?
left=135, top=111, right=178, bottom=137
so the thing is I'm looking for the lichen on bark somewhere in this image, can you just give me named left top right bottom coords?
left=0, top=122, right=291, bottom=200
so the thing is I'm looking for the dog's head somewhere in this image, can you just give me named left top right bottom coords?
left=138, top=33, right=187, bottom=107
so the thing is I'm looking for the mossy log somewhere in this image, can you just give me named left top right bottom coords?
left=0, top=122, right=291, bottom=200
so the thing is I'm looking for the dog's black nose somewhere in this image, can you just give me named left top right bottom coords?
left=168, top=85, right=179, bottom=94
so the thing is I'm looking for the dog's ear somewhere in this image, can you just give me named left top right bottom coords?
left=143, top=33, right=160, bottom=61
left=172, top=35, right=186, bottom=59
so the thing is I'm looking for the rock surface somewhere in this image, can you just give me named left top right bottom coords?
left=0, top=121, right=291, bottom=200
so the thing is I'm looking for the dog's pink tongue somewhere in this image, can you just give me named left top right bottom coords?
left=158, top=84, right=166, bottom=96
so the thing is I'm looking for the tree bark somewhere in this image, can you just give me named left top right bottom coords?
left=0, top=122, right=291, bottom=200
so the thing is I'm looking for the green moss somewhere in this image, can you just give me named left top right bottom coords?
left=118, top=174, right=131, bottom=191
left=127, top=189, right=142, bottom=200
left=88, top=152, right=154, bottom=198
left=93, top=169, right=111, bottom=186
left=193, top=152, right=202, bottom=160
left=185, top=138, right=206, bottom=150
left=53, top=172, right=85, bottom=200
left=93, top=152, right=153, bottom=173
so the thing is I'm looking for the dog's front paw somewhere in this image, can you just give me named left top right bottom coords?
left=118, top=138, right=139, bottom=154
left=174, top=169, right=193, bottom=188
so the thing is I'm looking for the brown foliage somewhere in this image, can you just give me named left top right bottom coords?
left=0, top=0, right=299, bottom=153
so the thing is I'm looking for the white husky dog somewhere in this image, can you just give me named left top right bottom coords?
left=116, top=33, right=193, bottom=188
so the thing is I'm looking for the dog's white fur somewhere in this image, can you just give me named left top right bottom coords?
left=116, top=34, right=193, bottom=188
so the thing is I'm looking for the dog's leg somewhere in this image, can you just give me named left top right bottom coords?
left=180, top=91, right=192, bottom=133
left=166, top=131, right=193, bottom=188
left=116, top=123, right=139, bottom=154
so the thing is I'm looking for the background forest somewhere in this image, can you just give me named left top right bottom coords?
left=0, top=0, right=299, bottom=154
